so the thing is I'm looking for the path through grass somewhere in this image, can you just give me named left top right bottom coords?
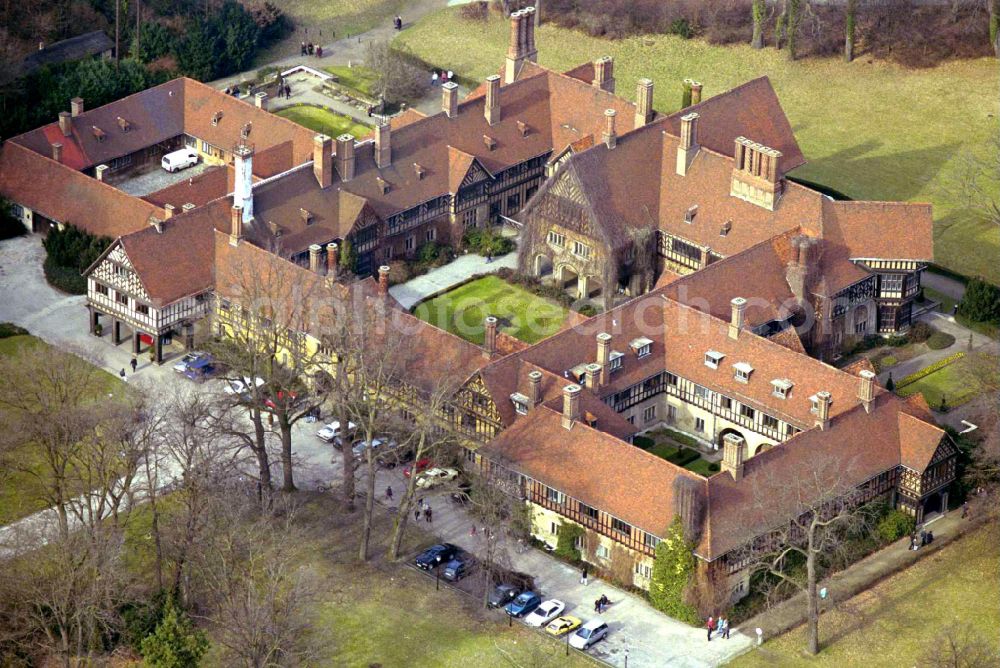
left=412, top=275, right=568, bottom=345
left=395, top=8, right=999, bottom=283
left=276, top=105, right=372, bottom=138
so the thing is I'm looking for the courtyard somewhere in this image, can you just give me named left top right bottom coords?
left=112, top=159, right=215, bottom=197
left=275, top=104, right=372, bottom=138
left=635, top=427, right=721, bottom=477
left=412, top=275, right=570, bottom=345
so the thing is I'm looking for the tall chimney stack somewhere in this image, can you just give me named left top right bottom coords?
left=504, top=9, right=537, bottom=84
left=721, top=433, right=746, bottom=480
left=592, top=56, right=615, bottom=93
left=676, top=112, right=699, bottom=176
left=51, top=143, right=63, bottom=162
left=95, top=164, right=108, bottom=182
left=326, top=242, right=339, bottom=277
left=378, top=265, right=390, bottom=297
left=858, top=370, right=876, bottom=413
left=483, top=316, right=498, bottom=358
left=814, top=391, right=832, bottom=430
left=561, top=384, right=581, bottom=430
left=485, top=75, right=501, bottom=126
left=528, top=370, right=543, bottom=407
left=596, top=332, right=612, bottom=385
left=635, top=78, right=654, bottom=128
left=442, top=81, right=458, bottom=118
left=602, top=109, right=617, bottom=150
left=374, top=121, right=391, bottom=168
left=70, top=97, right=84, bottom=117
left=313, top=134, right=332, bottom=188
left=164, top=204, right=175, bottom=219
left=229, top=204, right=243, bottom=246
left=729, top=297, right=747, bottom=340
left=309, top=244, right=324, bottom=274
left=336, top=134, right=356, bottom=182
left=58, top=111, right=71, bottom=137
left=584, top=363, right=602, bottom=391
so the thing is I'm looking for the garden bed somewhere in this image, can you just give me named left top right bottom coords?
left=896, top=353, right=998, bottom=411
left=275, top=104, right=371, bottom=138
left=635, top=427, right=719, bottom=476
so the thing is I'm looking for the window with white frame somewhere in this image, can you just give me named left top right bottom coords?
left=733, top=362, right=754, bottom=383
left=595, top=544, right=611, bottom=560
left=762, top=414, right=779, bottom=429
left=572, top=240, right=591, bottom=258
left=405, top=235, right=415, bottom=251
left=720, top=396, right=733, bottom=410
left=643, top=532, right=659, bottom=549
left=11, top=203, right=24, bottom=218
left=609, top=350, right=624, bottom=371
left=611, top=517, right=630, bottom=535
left=630, top=337, right=653, bottom=358
left=95, top=283, right=109, bottom=296
left=462, top=209, right=477, bottom=227
left=643, top=405, right=656, bottom=422
left=547, top=230, right=566, bottom=247
left=550, top=521, right=559, bottom=535
left=424, top=228, right=436, bottom=242
left=740, top=404, right=756, bottom=420
left=510, top=392, right=529, bottom=415
left=634, top=563, right=653, bottom=579
left=580, top=503, right=599, bottom=520
left=546, top=486, right=564, bottom=505
left=771, top=378, right=793, bottom=399
left=694, top=384, right=712, bottom=400
left=695, top=417, right=706, bottom=432
left=705, top=350, right=725, bottom=368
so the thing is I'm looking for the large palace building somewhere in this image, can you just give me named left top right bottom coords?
left=0, top=7, right=951, bottom=607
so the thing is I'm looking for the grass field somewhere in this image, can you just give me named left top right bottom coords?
left=896, top=353, right=1000, bottom=409
left=0, top=335, right=119, bottom=525
left=729, top=522, right=1000, bottom=667
left=276, top=105, right=372, bottom=138
left=257, top=0, right=408, bottom=62
left=413, top=275, right=569, bottom=345
left=395, top=8, right=1000, bottom=283
left=325, top=64, right=380, bottom=98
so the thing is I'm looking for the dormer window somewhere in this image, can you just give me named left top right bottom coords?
left=510, top=392, right=529, bottom=415
left=771, top=378, right=793, bottom=399
left=630, top=337, right=653, bottom=358
left=733, top=362, right=754, bottom=383
left=211, top=111, right=223, bottom=126
left=809, top=395, right=819, bottom=414
left=684, top=205, right=698, bottom=223
left=704, top=350, right=724, bottom=369
left=241, top=122, right=252, bottom=139
left=720, top=220, right=732, bottom=236
left=609, top=350, right=624, bottom=372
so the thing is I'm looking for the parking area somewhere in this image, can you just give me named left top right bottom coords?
left=113, top=159, right=215, bottom=197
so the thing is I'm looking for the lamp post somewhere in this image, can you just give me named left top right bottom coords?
left=435, top=566, right=440, bottom=591
left=624, top=646, right=629, bottom=668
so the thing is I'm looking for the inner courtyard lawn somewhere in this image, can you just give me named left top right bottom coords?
left=896, top=353, right=1000, bottom=409
left=728, top=522, right=1000, bottom=667
left=412, top=275, right=568, bottom=345
left=276, top=105, right=372, bottom=139
left=395, top=8, right=1000, bottom=283
left=324, top=65, right=380, bottom=98
left=0, top=335, right=120, bottom=525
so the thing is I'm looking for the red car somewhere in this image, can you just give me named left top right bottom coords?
left=403, top=459, right=432, bottom=478
left=264, top=389, right=298, bottom=411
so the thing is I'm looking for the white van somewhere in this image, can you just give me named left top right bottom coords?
left=161, top=148, right=199, bottom=173
left=569, top=618, right=609, bottom=650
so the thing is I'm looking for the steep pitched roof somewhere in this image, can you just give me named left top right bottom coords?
left=898, top=411, right=947, bottom=471
left=142, top=165, right=231, bottom=211
left=0, top=142, right=162, bottom=238
left=21, top=31, right=114, bottom=75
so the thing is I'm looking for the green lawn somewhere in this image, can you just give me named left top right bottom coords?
left=0, top=335, right=120, bottom=525
left=637, top=428, right=718, bottom=475
left=728, top=523, right=1000, bottom=667
left=395, top=7, right=1000, bottom=283
left=256, top=0, right=408, bottom=62
left=413, top=275, right=569, bottom=345
left=276, top=104, right=372, bottom=138
left=324, top=64, right=379, bottom=98
left=896, top=353, right=999, bottom=409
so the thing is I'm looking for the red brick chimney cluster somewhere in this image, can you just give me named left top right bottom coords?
left=505, top=7, right=538, bottom=84
left=592, top=56, right=615, bottom=93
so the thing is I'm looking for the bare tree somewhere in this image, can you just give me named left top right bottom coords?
left=736, top=453, right=873, bottom=655
left=751, top=0, right=766, bottom=49
left=919, top=623, right=998, bottom=668
left=944, top=132, right=1000, bottom=232
left=365, top=39, right=428, bottom=108
left=845, top=0, right=858, bottom=62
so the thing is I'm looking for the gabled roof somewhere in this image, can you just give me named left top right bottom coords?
left=898, top=411, right=947, bottom=471
left=21, top=31, right=114, bottom=75
left=142, top=165, right=231, bottom=211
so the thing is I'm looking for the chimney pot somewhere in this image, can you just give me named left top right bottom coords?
left=182, top=203, right=196, bottom=213
left=229, top=204, right=244, bottom=246
left=602, top=109, right=617, bottom=149
left=442, top=81, right=458, bottom=118
left=561, top=384, right=581, bottom=430
left=254, top=92, right=268, bottom=110
left=721, top=433, right=746, bottom=480
left=309, top=244, right=324, bottom=274
left=528, top=370, right=543, bottom=406
left=378, top=265, right=390, bottom=296
left=326, top=242, right=339, bottom=276
left=58, top=112, right=71, bottom=137
left=95, top=164, right=109, bottom=182
left=164, top=204, right=175, bottom=219
left=375, top=121, right=391, bottom=168
left=858, top=370, right=876, bottom=413
left=729, top=296, right=747, bottom=340
left=51, top=142, right=63, bottom=162
left=483, top=316, right=498, bottom=358
left=313, top=134, right=333, bottom=188
left=70, top=97, right=84, bottom=117
left=815, top=391, right=832, bottom=430
left=690, top=80, right=703, bottom=104
left=635, top=78, right=654, bottom=127
left=485, top=75, right=501, bottom=125
left=335, top=134, right=356, bottom=182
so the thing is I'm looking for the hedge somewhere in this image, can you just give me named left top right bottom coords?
left=876, top=509, right=915, bottom=543
left=0, top=323, right=28, bottom=338
left=43, top=256, right=87, bottom=294
left=633, top=435, right=655, bottom=449
left=895, top=352, right=965, bottom=390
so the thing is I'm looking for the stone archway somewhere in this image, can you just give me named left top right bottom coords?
left=752, top=443, right=773, bottom=457
left=535, top=254, right=553, bottom=278
left=717, top=427, right=747, bottom=451
left=556, top=263, right=578, bottom=294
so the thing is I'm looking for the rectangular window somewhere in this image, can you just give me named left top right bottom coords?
left=384, top=245, right=394, bottom=260
left=733, top=362, right=754, bottom=383
left=136, top=303, right=150, bottom=315
left=705, top=351, right=724, bottom=368
left=115, top=292, right=129, bottom=306
left=627, top=415, right=635, bottom=425
left=546, top=487, right=564, bottom=504
left=506, top=192, right=521, bottom=212
left=511, top=393, right=529, bottom=415
left=405, top=236, right=415, bottom=251
left=720, top=396, right=733, bottom=410
left=635, top=563, right=653, bottom=579
left=694, top=385, right=711, bottom=400
left=572, top=240, right=591, bottom=259
left=643, top=532, right=659, bottom=549
left=595, top=544, right=610, bottom=560
left=665, top=372, right=678, bottom=386
left=547, top=230, right=566, bottom=247
left=11, top=203, right=24, bottom=218
left=550, top=521, right=559, bottom=535
left=666, top=404, right=677, bottom=423
left=643, top=405, right=656, bottom=422
left=609, top=351, right=624, bottom=371
left=424, top=228, right=436, bottom=242
left=762, top=414, right=779, bottom=429
left=695, top=417, right=706, bottom=432
left=740, top=404, right=756, bottom=420
left=95, top=283, right=109, bottom=296
left=462, top=209, right=477, bottom=228
left=580, top=503, right=599, bottom=520
left=611, top=518, right=630, bottom=535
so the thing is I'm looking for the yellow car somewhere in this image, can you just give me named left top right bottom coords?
left=545, top=615, right=582, bottom=637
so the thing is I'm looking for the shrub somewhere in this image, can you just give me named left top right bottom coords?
left=649, top=517, right=700, bottom=624
left=462, top=228, right=514, bottom=257
left=633, top=435, right=655, bottom=449
left=926, top=331, right=956, bottom=350
left=576, top=304, right=599, bottom=317
left=958, top=278, right=1000, bottom=325
left=896, top=352, right=965, bottom=389
left=43, top=256, right=87, bottom=294
left=876, top=509, right=915, bottom=543
left=139, top=598, right=208, bottom=668
left=554, top=521, right=585, bottom=562
left=460, top=0, right=490, bottom=21
left=708, top=462, right=720, bottom=472
left=385, top=261, right=413, bottom=286
left=909, top=321, right=933, bottom=343
left=0, top=323, right=28, bottom=339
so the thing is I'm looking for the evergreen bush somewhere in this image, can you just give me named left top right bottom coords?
left=0, top=323, right=28, bottom=338
left=554, top=521, right=585, bottom=562
left=139, top=598, right=208, bottom=668
left=958, top=278, right=1000, bottom=325
left=649, top=517, right=700, bottom=624
left=876, top=509, right=915, bottom=543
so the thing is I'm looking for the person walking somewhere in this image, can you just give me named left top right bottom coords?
left=425, top=506, right=432, bottom=523
left=706, top=616, right=715, bottom=641
left=580, top=566, right=588, bottom=586
left=470, top=525, right=477, bottom=537
left=301, top=41, right=306, bottom=56
left=385, top=485, right=393, bottom=501
left=720, top=616, right=731, bottom=639
left=962, top=501, right=969, bottom=518
left=130, top=355, right=137, bottom=373
left=414, top=507, right=421, bottom=521
left=119, top=368, right=127, bottom=382
left=594, top=598, right=601, bottom=613
left=431, top=71, right=439, bottom=86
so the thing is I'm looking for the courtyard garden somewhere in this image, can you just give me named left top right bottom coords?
left=394, top=6, right=999, bottom=283
left=275, top=104, right=372, bottom=139
left=634, top=427, right=719, bottom=477
left=412, top=275, right=569, bottom=345
left=730, top=522, right=1000, bottom=668
left=894, top=351, right=1000, bottom=411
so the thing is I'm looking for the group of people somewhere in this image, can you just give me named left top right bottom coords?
left=275, top=80, right=292, bottom=99
left=705, top=615, right=731, bottom=641
left=300, top=41, right=323, bottom=58
left=222, top=86, right=241, bottom=97
left=910, top=527, right=935, bottom=551
left=593, top=594, right=611, bottom=614
left=413, top=498, right=433, bottom=523
left=430, top=69, right=454, bottom=86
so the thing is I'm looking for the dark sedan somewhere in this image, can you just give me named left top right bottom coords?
left=414, top=543, right=460, bottom=571
left=487, top=583, right=520, bottom=609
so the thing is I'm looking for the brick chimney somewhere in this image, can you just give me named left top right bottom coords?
left=596, top=332, right=612, bottom=384
left=326, top=242, right=339, bottom=276
left=483, top=315, right=498, bottom=358
left=721, top=433, right=746, bottom=480
left=528, top=370, right=543, bottom=406
left=309, top=243, right=324, bottom=274
left=51, top=142, right=62, bottom=162
left=858, top=370, right=876, bottom=413
left=442, top=82, right=458, bottom=118
left=786, top=235, right=815, bottom=308
left=731, top=136, right=783, bottom=210
left=485, top=75, right=501, bottom=126
left=70, top=97, right=84, bottom=117
left=592, top=56, right=615, bottom=93
left=95, top=164, right=109, bottom=182
left=635, top=78, right=654, bottom=128
left=229, top=204, right=243, bottom=246
left=336, top=134, right=356, bottom=182
left=375, top=121, right=391, bottom=168
left=504, top=9, right=537, bottom=84
left=584, top=363, right=602, bottom=391
left=561, top=384, right=581, bottom=430
left=814, top=391, right=832, bottom=430
left=690, top=80, right=703, bottom=104
left=254, top=92, right=268, bottom=110
left=58, top=112, right=71, bottom=137
left=676, top=112, right=699, bottom=176
left=729, top=297, right=747, bottom=340
left=378, top=265, right=390, bottom=296
left=602, top=109, right=617, bottom=150
left=313, top=134, right=332, bottom=188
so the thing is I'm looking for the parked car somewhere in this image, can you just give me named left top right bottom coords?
left=173, top=351, right=210, bottom=374
left=263, top=389, right=298, bottom=411
left=487, top=584, right=521, bottom=609
left=161, top=148, right=199, bottom=172
left=545, top=615, right=582, bottom=637
left=351, top=437, right=397, bottom=459
left=223, top=376, right=265, bottom=400
left=569, top=618, right=609, bottom=650
left=414, top=543, right=460, bottom=571
left=524, top=599, right=565, bottom=627
left=182, top=356, right=216, bottom=381
left=402, top=458, right=432, bottom=478
left=441, top=554, right=474, bottom=582
left=504, top=591, right=541, bottom=618
left=316, top=420, right=357, bottom=443
left=415, top=467, right=459, bottom=489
